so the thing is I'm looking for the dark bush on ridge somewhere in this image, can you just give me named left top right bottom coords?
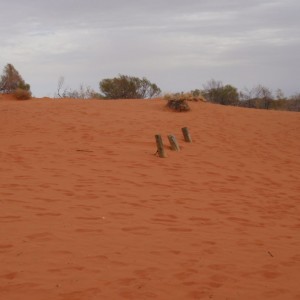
left=99, top=74, right=161, bottom=99
left=14, top=88, right=32, bottom=100
left=202, top=79, right=239, bottom=106
left=166, top=99, right=190, bottom=112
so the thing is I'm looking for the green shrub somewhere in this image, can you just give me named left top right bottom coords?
left=202, top=79, right=239, bottom=105
left=99, top=74, right=161, bottom=99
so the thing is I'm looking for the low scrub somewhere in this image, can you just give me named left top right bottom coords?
left=164, top=92, right=206, bottom=102
left=164, top=92, right=208, bottom=112
left=99, top=75, right=161, bottom=99
left=14, top=88, right=32, bottom=100
left=166, top=99, right=190, bottom=112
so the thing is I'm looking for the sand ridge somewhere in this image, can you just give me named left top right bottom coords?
left=0, top=97, right=300, bottom=299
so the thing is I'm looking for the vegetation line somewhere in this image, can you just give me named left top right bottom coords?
left=1, top=63, right=299, bottom=111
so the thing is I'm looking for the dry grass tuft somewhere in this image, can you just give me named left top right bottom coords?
left=166, top=99, right=190, bottom=112
left=164, top=92, right=207, bottom=102
left=164, top=92, right=206, bottom=112
left=14, top=88, right=32, bottom=100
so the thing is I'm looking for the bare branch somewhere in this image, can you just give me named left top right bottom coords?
left=57, top=76, right=65, bottom=98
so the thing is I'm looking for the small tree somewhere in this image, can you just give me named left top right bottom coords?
left=202, top=79, right=223, bottom=103
left=275, top=88, right=286, bottom=100
left=202, top=79, right=239, bottom=105
left=239, top=84, right=273, bottom=109
left=287, top=93, right=300, bottom=112
left=0, top=63, right=30, bottom=93
left=56, top=76, right=67, bottom=98
left=99, top=75, right=161, bottom=99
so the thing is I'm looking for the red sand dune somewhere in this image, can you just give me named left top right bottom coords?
left=0, top=95, right=300, bottom=300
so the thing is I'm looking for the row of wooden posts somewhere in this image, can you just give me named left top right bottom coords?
left=155, top=127, right=192, bottom=158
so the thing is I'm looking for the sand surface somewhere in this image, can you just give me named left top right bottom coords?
left=0, top=95, right=300, bottom=299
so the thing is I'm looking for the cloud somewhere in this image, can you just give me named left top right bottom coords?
left=0, top=0, right=299, bottom=96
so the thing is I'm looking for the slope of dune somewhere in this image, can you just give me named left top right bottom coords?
left=0, top=96, right=300, bottom=300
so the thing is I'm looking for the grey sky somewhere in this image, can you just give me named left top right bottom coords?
left=1, top=0, right=299, bottom=97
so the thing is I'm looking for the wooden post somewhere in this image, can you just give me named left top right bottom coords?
left=182, top=127, right=192, bottom=142
left=168, top=134, right=180, bottom=151
left=155, top=135, right=167, bottom=158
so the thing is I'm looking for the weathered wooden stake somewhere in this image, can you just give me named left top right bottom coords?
left=168, top=134, right=180, bottom=151
left=155, top=134, right=167, bottom=158
left=182, top=127, right=192, bottom=142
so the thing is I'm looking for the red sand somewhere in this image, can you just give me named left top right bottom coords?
left=0, top=95, right=300, bottom=300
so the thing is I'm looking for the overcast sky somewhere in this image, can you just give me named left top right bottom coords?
left=1, top=0, right=299, bottom=97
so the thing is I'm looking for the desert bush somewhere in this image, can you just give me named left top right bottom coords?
left=239, top=84, right=276, bottom=110
left=99, top=74, right=161, bottom=99
left=55, top=77, right=100, bottom=99
left=164, top=91, right=208, bottom=112
left=239, top=85, right=274, bottom=109
left=64, top=84, right=99, bottom=99
left=14, top=88, right=32, bottom=100
left=239, top=85, right=273, bottom=101
left=285, top=94, right=300, bottom=112
left=202, top=79, right=239, bottom=106
left=0, top=63, right=31, bottom=94
left=166, top=99, right=190, bottom=112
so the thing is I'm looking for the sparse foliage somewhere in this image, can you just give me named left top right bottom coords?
left=202, top=79, right=239, bottom=105
left=286, top=93, right=300, bottom=112
left=275, top=88, right=285, bottom=100
left=164, top=92, right=206, bottom=102
left=55, top=77, right=100, bottom=99
left=65, top=84, right=99, bottom=99
left=14, top=88, right=32, bottom=100
left=239, top=84, right=273, bottom=109
left=56, top=76, right=66, bottom=98
left=252, top=84, right=273, bottom=100
left=99, top=75, right=161, bottom=99
left=0, top=63, right=30, bottom=94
